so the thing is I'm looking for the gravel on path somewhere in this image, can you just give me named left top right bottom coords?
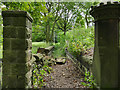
left=44, top=59, right=86, bottom=88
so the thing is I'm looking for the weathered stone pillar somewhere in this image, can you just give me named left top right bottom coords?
left=2, top=11, right=33, bottom=88
left=90, top=2, right=120, bottom=88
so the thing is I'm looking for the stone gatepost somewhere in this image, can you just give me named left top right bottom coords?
left=2, top=11, right=33, bottom=88
left=90, top=2, right=120, bottom=88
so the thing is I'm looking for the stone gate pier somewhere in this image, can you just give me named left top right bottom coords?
left=90, top=2, right=120, bottom=88
left=2, top=11, right=33, bottom=88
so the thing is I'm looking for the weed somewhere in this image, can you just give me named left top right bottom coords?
left=81, top=70, right=97, bottom=88
left=32, top=63, right=52, bottom=88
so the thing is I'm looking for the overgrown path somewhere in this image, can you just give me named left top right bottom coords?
left=44, top=59, right=85, bottom=88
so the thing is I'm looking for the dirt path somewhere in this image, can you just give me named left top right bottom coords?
left=44, top=59, right=85, bottom=88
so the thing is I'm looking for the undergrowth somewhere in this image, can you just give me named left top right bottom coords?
left=52, top=26, right=94, bottom=58
left=81, top=70, right=97, bottom=88
left=32, top=64, right=52, bottom=88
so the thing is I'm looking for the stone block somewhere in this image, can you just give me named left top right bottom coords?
left=26, top=18, right=32, bottom=29
left=11, top=63, right=27, bottom=75
left=2, top=75, right=17, bottom=88
left=3, top=17, right=26, bottom=26
left=25, top=39, right=32, bottom=50
left=11, top=38, right=26, bottom=50
left=26, top=61, right=32, bottom=71
left=3, top=26, right=31, bottom=39
left=26, top=50, right=32, bottom=62
left=3, top=50, right=17, bottom=63
left=2, top=63, right=11, bottom=75
left=17, top=27, right=31, bottom=39
left=30, top=29, right=32, bottom=39
left=16, top=75, right=26, bottom=88
left=2, top=75, right=26, bottom=88
left=3, top=26, right=17, bottom=38
left=3, top=38, right=11, bottom=50
left=17, top=27, right=26, bottom=39
left=2, top=10, right=33, bottom=89
left=16, top=50, right=27, bottom=63
left=3, top=63, right=27, bottom=75
left=26, top=70, right=32, bottom=82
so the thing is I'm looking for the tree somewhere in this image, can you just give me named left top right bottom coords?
left=56, top=2, right=78, bottom=35
left=2, top=2, right=99, bottom=43
left=75, top=2, right=99, bottom=28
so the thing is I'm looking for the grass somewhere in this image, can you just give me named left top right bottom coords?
left=32, top=42, right=50, bottom=54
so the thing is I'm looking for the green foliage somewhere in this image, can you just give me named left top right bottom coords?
left=2, top=2, right=98, bottom=43
left=52, top=32, right=67, bottom=58
left=81, top=71, right=97, bottom=88
left=52, top=43, right=66, bottom=58
left=32, top=25, right=46, bottom=42
left=65, top=26, right=94, bottom=57
left=33, top=64, right=52, bottom=88
left=0, top=45, right=2, bottom=58
left=53, top=26, right=94, bottom=58
left=0, top=2, right=5, bottom=59
left=3, top=2, right=48, bottom=42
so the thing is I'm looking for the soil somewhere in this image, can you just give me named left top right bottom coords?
left=43, top=59, right=86, bottom=88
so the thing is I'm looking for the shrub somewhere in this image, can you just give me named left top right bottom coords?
left=66, top=26, right=94, bottom=57
left=81, top=70, right=97, bottom=88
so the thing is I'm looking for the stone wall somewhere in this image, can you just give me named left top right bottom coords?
left=65, top=48, right=93, bottom=74
left=2, top=11, right=33, bottom=88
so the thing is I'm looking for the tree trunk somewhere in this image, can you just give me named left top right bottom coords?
left=50, top=20, right=56, bottom=42
left=46, top=19, right=50, bottom=43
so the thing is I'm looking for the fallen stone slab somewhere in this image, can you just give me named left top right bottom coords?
left=56, top=57, right=66, bottom=64
left=32, top=53, right=43, bottom=62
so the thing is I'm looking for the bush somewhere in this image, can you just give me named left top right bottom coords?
left=53, top=26, right=94, bottom=58
left=65, top=26, right=94, bottom=57
left=32, top=25, right=46, bottom=42
left=32, top=32, right=45, bottom=42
